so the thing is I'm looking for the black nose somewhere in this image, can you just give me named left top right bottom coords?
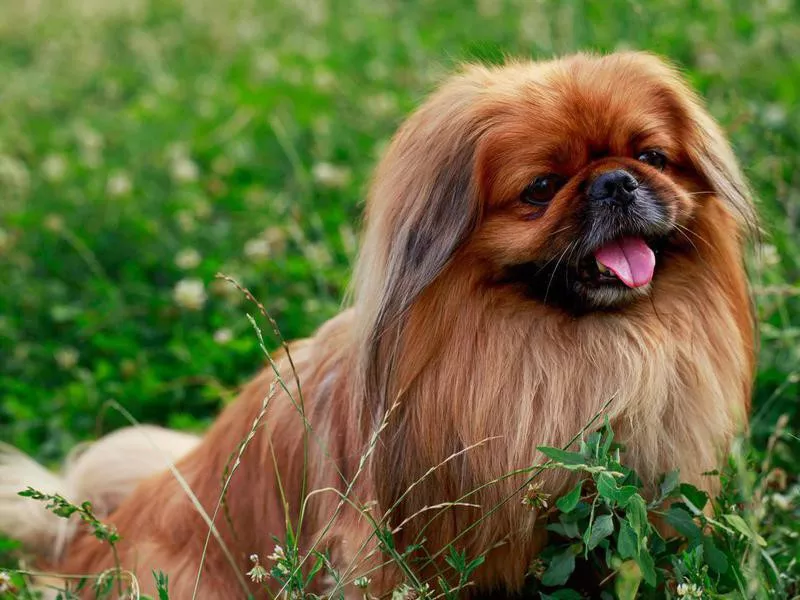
left=589, top=170, right=639, bottom=206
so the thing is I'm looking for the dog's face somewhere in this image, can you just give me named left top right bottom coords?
left=362, top=52, right=753, bottom=326
left=458, top=55, right=742, bottom=311
left=470, top=58, right=700, bottom=310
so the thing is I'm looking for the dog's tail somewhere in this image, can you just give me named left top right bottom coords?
left=0, top=425, right=201, bottom=561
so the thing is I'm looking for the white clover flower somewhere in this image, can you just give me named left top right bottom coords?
left=364, top=93, right=398, bottom=118
left=303, top=298, right=322, bottom=314
left=284, top=68, right=304, bottom=86
left=757, top=244, right=780, bottom=268
left=313, top=68, right=336, bottom=91
left=76, top=126, right=103, bottom=151
left=0, top=570, right=14, bottom=594
left=75, top=126, right=103, bottom=167
left=176, top=210, right=197, bottom=232
left=173, top=278, right=207, bottom=310
left=677, top=581, right=703, bottom=598
left=267, top=545, right=286, bottom=562
left=254, top=52, right=279, bottom=79
left=521, top=482, right=550, bottom=510
left=763, top=103, right=787, bottom=127
left=43, top=214, right=64, bottom=232
left=766, top=0, right=790, bottom=12
left=311, top=162, right=351, bottom=189
left=312, top=116, right=332, bottom=139
left=477, top=0, right=501, bottom=16
left=696, top=50, right=721, bottom=72
left=286, top=221, right=305, bottom=245
left=213, top=328, right=233, bottom=345
left=165, top=143, right=189, bottom=162
left=244, top=238, right=271, bottom=262
left=770, top=492, right=791, bottom=511
left=41, top=154, right=68, bottom=182
left=246, top=554, right=268, bottom=583
left=141, top=94, right=158, bottom=111
left=304, top=2, right=328, bottom=27
left=197, top=99, right=216, bottom=118
left=0, top=154, right=31, bottom=195
left=171, top=156, right=199, bottom=183
left=305, top=242, right=332, bottom=267
left=55, top=347, right=79, bottom=370
left=154, top=74, right=177, bottom=95
left=175, top=248, right=201, bottom=270
left=247, top=566, right=268, bottom=583
left=107, top=172, right=133, bottom=197
left=193, top=198, right=212, bottom=218
left=305, top=39, right=328, bottom=60
left=211, top=156, right=234, bottom=176
left=366, top=59, right=389, bottom=81
left=263, top=226, right=288, bottom=255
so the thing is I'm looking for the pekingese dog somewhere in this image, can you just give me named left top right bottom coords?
left=1, top=51, right=755, bottom=598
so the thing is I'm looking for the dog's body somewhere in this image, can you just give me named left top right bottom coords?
left=2, top=52, right=755, bottom=598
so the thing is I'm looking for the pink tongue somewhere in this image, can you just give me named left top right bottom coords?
left=593, top=237, right=655, bottom=288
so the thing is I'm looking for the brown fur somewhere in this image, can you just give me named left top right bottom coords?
left=43, top=52, right=755, bottom=598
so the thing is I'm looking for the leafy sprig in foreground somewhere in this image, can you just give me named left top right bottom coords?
left=523, top=422, right=781, bottom=599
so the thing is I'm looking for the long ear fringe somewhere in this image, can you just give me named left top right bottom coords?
left=686, top=102, right=760, bottom=238
left=351, top=67, right=490, bottom=427
left=611, top=51, right=759, bottom=238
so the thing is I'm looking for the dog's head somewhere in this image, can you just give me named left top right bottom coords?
left=353, top=51, right=755, bottom=417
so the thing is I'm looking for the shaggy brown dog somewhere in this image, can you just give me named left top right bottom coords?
left=1, top=51, right=755, bottom=598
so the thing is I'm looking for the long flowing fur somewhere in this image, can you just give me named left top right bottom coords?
left=2, top=52, right=755, bottom=598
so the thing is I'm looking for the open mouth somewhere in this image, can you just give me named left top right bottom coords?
left=502, top=232, right=669, bottom=311
left=578, top=237, right=657, bottom=289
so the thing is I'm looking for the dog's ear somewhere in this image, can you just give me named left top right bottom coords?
left=352, top=67, right=489, bottom=423
left=682, top=94, right=758, bottom=236
left=616, top=52, right=757, bottom=235
left=632, top=52, right=758, bottom=235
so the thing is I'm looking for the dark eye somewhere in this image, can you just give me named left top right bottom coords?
left=520, top=174, right=566, bottom=206
left=637, top=149, right=667, bottom=171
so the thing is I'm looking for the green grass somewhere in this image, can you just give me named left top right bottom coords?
left=0, top=0, right=798, bottom=597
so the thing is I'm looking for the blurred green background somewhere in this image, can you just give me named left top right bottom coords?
left=0, top=0, right=797, bottom=481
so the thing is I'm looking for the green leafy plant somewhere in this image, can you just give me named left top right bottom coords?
left=438, top=546, right=486, bottom=599
left=520, top=421, right=789, bottom=599
left=148, top=570, right=171, bottom=600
